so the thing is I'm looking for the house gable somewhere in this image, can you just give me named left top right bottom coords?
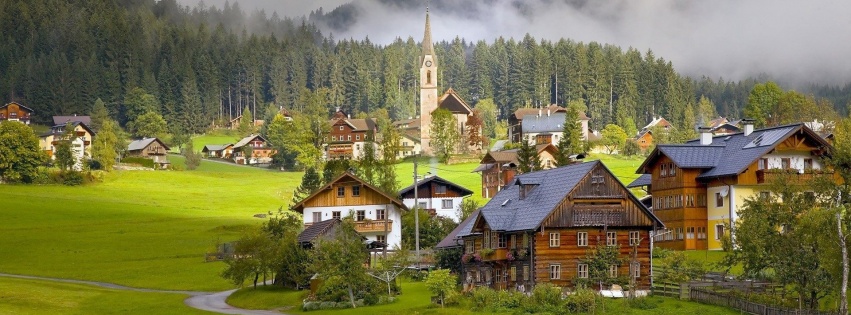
left=292, top=172, right=406, bottom=212
left=437, top=88, right=472, bottom=115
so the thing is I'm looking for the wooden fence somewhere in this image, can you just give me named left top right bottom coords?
left=690, top=288, right=838, bottom=315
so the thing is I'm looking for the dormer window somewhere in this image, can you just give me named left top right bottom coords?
left=518, top=183, right=538, bottom=200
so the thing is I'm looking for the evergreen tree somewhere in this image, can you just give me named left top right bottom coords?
left=90, top=98, right=110, bottom=131
left=291, top=167, right=321, bottom=206
left=238, top=106, right=253, bottom=136
left=557, top=106, right=584, bottom=165
left=517, top=139, right=540, bottom=173
left=183, top=140, right=202, bottom=170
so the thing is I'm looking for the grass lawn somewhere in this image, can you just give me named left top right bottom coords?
left=0, top=277, right=213, bottom=315
left=0, top=159, right=301, bottom=291
left=226, top=279, right=740, bottom=315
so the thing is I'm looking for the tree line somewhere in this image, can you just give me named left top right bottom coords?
left=4, top=0, right=848, bottom=140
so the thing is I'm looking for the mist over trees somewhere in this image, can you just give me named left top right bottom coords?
left=2, top=0, right=848, bottom=138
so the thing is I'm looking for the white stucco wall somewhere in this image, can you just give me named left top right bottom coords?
left=302, top=204, right=403, bottom=249
left=402, top=197, right=465, bottom=222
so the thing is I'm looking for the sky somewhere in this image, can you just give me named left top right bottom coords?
left=179, top=0, right=851, bottom=86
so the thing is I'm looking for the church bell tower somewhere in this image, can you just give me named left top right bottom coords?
left=419, top=7, right=438, bottom=156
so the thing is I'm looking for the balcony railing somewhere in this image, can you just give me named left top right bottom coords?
left=756, top=169, right=834, bottom=184
left=480, top=248, right=529, bottom=262
left=354, top=220, right=393, bottom=233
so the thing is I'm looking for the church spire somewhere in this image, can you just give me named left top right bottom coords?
left=421, top=7, right=435, bottom=60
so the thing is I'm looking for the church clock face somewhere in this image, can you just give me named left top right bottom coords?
left=425, top=60, right=432, bottom=67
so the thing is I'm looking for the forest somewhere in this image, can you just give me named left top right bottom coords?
left=2, top=0, right=850, bottom=136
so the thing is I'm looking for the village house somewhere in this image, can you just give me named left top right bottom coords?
left=633, top=116, right=673, bottom=151
left=232, top=134, right=276, bottom=165
left=325, top=110, right=379, bottom=160
left=201, top=144, right=234, bottom=158
left=0, top=102, right=34, bottom=124
left=509, top=105, right=590, bottom=145
left=126, top=138, right=170, bottom=169
left=473, top=144, right=560, bottom=198
left=291, top=171, right=407, bottom=249
left=398, top=175, right=473, bottom=222
left=39, top=121, right=95, bottom=171
left=630, top=121, right=837, bottom=250
left=444, top=161, right=662, bottom=292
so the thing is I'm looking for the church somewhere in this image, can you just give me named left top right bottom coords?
left=394, top=9, right=476, bottom=156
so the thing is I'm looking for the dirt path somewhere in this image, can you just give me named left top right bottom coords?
left=0, top=273, right=285, bottom=315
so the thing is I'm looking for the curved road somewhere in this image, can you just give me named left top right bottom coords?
left=0, top=273, right=285, bottom=315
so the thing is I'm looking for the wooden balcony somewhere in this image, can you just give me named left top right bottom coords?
left=756, top=169, right=834, bottom=184
left=480, top=248, right=530, bottom=262
left=354, top=220, right=393, bottom=233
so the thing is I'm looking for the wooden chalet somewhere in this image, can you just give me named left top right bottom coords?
left=509, top=105, right=590, bottom=144
left=202, top=144, right=234, bottom=158
left=327, top=111, right=378, bottom=160
left=398, top=175, right=473, bottom=221
left=631, top=122, right=837, bottom=250
left=291, top=171, right=407, bottom=249
left=449, top=161, right=662, bottom=292
left=233, top=134, right=275, bottom=165
left=473, top=144, right=560, bottom=198
left=127, top=138, right=171, bottom=168
left=0, top=102, right=34, bottom=124
left=634, top=116, right=673, bottom=151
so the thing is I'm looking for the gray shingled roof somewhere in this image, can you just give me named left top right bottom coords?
left=436, top=209, right=480, bottom=249
left=398, top=175, right=473, bottom=197
left=203, top=144, right=232, bottom=151
left=474, top=161, right=599, bottom=232
left=128, top=138, right=159, bottom=151
left=638, top=124, right=826, bottom=180
left=233, top=134, right=265, bottom=149
left=297, top=219, right=341, bottom=244
left=521, top=113, right=566, bottom=133
left=53, top=115, right=91, bottom=126
left=627, top=174, right=652, bottom=188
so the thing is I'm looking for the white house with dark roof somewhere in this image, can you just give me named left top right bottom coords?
left=398, top=175, right=473, bottom=222
left=631, top=122, right=837, bottom=250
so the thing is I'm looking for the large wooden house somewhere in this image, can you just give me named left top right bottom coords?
left=291, top=172, right=407, bottom=249
left=127, top=138, right=170, bottom=168
left=0, top=102, right=34, bottom=124
left=447, top=161, right=662, bottom=292
left=233, top=134, right=275, bottom=165
left=398, top=175, right=473, bottom=222
left=509, top=105, right=590, bottom=145
left=631, top=122, right=836, bottom=250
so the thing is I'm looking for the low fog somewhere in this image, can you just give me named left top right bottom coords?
left=180, top=0, right=851, bottom=86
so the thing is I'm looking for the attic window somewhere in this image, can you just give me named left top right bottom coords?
left=519, top=184, right=538, bottom=200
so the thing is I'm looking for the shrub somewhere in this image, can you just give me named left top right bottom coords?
left=319, top=302, right=336, bottom=309
left=564, top=288, right=601, bottom=313
left=363, top=294, right=379, bottom=306
left=335, top=301, right=350, bottom=309
left=470, top=287, right=498, bottom=310
left=61, top=171, right=84, bottom=186
left=627, top=296, right=661, bottom=310
left=315, top=275, right=383, bottom=303
left=121, top=157, right=155, bottom=169
left=530, top=283, right=563, bottom=308
left=302, top=302, right=320, bottom=311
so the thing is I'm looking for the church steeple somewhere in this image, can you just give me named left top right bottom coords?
left=421, top=7, right=436, bottom=67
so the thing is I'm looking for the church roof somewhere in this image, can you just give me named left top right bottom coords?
left=421, top=8, right=436, bottom=63
left=438, top=88, right=472, bottom=115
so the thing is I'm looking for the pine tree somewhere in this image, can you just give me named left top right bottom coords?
left=90, top=98, right=110, bottom=131
left=517, top=140, right=540, bottom=173
left=292, top=167, right=321, bottom=206
left=557, top=107, right=584, bottom=165
left=183, top=140, right=202, bottom=170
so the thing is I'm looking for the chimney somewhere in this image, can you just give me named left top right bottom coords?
left=347, top=114, right=351, bottom=119
left=742, top=119, right=755, bottom=136
left=699, top=127, right=713, bottom=145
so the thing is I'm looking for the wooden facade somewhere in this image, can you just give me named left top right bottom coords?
left=0, top=102, right=33, bottom=124
left=326, top=116, right=377, bottom=160
left=461, top=162, right=659, bottom=291
left=645, top=156, right=708, bottom=250
left=127, top=138, right=170, bottom=167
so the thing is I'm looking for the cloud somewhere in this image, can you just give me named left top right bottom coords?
left=177, top=0, right=851, bottom=85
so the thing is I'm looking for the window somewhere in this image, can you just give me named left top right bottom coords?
left=337, top=186, right=345, bottom=198
left=522, top=234, right=529, bottom=249
left=356, top=210, right=365, bottom=221
left=549, top=232, right=560, bottom=247
left=577, top=264, right=589, bottom=278
left=687, top=227, right=695, bottom=239
left=435, top=185, right=447, bottom=194
left=686, top=195, right=695, bottom=207
left=716, top=192, right=723, bottom=207
left=577, top=232, right=588, bottom=246
left=510, top=266, right=517, bottom=282
left=376, top=209, right=386, bottom=220
left=483, top=230, right=491, bottom=249
left=312, top=212, right=322, bottom=223
left=510, top=234, right=517, bottom=249
left=697, top=227, right=707, bottom=239
left=607, top=232, right=617, bottom=246
left=608, top=265, right=618, bottom=278
left=356, top=135, right=360, bottom=140
left=676, top=227, right=684, bottom=240
left=352, top=185, right=361, bottom=197
left=498, top=234, right=507, bottom=248
left=332, top=211, right=341, bottom=220
left=804, top=158, right=813, bottom=170
left=715, top=225, right=725, bottom=240
left=661, top=164, right=667, bottom=177
left=629, top=231, right=640, bottom=246
left=339, top=126, right=344, bottom=130
left=442, top=199, right=453, bottom=209
left=781, top=158, right=791, bottom=169
left=670, top=163, right=676, bottom=176
left=698, top=194, right=707, bottom=207
left=347, top=135, right=352, bottom=141
left=523, top=265, right=530, bottom=281
left=466, top=240, right=474, bottom=254
left=631, top=262, right=641, bottom=278
left=418, top=201, right=427, bottom=209
left=426, top=70, right=432, bottom=84
left=549, top=264, right=561, bottom=280
left=376, top=235, right=386, bottom=243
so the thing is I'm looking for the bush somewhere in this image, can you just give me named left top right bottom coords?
left=315, top=275, right=383, bottom=303
left=627, top=296, right=661, bottom=310
left=319, top=302, right=336, bottom=309
left=60, top=171, right=84, bottom=186
left=363, top=294, right=379, bottom=306
left=302, top=302, right=320, bottom=311
left=121, top=157, right=155, bottom=169
left=564, top=288, right=601, bottom=313
left=335, top=301, right=350, bottom=309
left=470, top=286, right=498, bottom=310
left=529, top=283, right=563, bottom=312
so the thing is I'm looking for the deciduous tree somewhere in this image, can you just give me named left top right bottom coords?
left=430, top=108, right=460, bottom=163
left=601, top=124, right=627, bottom=154
left=0, top=123, right=46, bottom=183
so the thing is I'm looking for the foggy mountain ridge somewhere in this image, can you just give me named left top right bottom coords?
left=180, top=0, right=851, bottom=88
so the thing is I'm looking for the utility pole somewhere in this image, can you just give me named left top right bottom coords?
left=413, top=156, right=420, bottom=269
